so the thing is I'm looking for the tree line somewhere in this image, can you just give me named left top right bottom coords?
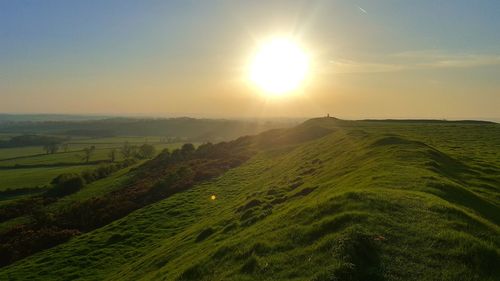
left=40, top=141, right=157, bottom=164
left=0, top=135, right=66, bottom=149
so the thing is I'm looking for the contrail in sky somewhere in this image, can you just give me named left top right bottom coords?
left=357, top=5, right=368, bottom=14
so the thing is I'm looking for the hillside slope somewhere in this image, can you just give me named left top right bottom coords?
left=1, top=118, right=499, bottom=281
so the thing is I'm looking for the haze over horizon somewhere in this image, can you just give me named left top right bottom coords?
left=1, top=0, right=499, bottom=119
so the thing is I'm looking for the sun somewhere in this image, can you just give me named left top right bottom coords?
left=249, top=38, right=309, bottom=96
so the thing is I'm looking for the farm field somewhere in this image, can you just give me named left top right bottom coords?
left=0, top=146, right=49, bottom=160
left=0, top=165, right=93, bottom=191
left=0, top=137, right=185, bottom=190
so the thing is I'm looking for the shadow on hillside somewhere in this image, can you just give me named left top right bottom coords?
left=422, top=146, right=499, bottom=224
left=425, top=149, right=480, bottom=180
left=427, top=182, right=500, bottom=225
left=370, top=136, right=424, bottom=147
left=371, top=135, right=480, bottom=181
left=370, top=135, right=499, bottom=224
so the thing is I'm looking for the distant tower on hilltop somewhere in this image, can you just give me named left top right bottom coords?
left=327, top=113, right=330, bottom=118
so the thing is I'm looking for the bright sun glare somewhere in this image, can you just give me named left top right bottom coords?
left=249, top=38, right=309, bottom=96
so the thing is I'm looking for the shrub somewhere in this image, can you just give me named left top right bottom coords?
left=47, top=173, right=84, bottom=197
left=0, top=227, right=80, bottom=266
left=137, top=144, right=156, bottom=159
left=81, top=159, right=136, bottom=183
left=181, top=143, right=195, bottom=155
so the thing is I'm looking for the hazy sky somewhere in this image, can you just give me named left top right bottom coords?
left=1, top=0, right=499, bottom=119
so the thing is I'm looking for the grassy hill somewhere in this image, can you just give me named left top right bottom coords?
left=0, top=118, right=498, bottom=280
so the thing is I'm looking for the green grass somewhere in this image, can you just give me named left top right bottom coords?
left=0, top=119, right=498, bottom=280
left=0, top=216, right=30, bottom=234
left=0, top=165, right=93, bottom=190
left=0, top=146, right=46, bottom=160
left=0, top=141, right=185, bottom=190
left=68, top=136, right=169, bottom=144
left=0, top=149, right=108, bottom=167
left=0, top=142, right=184, bottom=164
left=45, top=163, right=138, bottom=212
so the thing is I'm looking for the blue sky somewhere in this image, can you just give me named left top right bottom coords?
left=1, top=0, right=499, bottom=119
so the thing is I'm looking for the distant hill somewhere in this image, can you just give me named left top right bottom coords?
left=0, top=117, right=300, bottom=142
left=0, top=117, right=498, bottom=280
left=0, top=114, right=109, bottom=123
left=360, top=118, right=497, bottom=124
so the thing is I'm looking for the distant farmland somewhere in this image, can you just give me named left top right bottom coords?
left=0, top=136, right=184, bottom=190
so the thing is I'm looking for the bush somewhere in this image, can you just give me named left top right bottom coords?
left=81, top=159, right=136, bottom=183
left=181, top=143, right=195, bottom=155
left=47, top=173, right=84, bottom=197
left=137, top=144, right=156, bottom=159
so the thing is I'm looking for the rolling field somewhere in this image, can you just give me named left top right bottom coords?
left=68, top=136, right=171, bottom=144
left=0, top=137, right=185, bottom=190
left=0, top=143, right=181, bottom=167
left=1, top=118, right=498, bottom=280
left=0, top=165, right=93, bottom=191
left=0, top=146, right=48, bottom=160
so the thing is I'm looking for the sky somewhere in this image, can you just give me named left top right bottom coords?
left=1, top=0, right=499, bottom=120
